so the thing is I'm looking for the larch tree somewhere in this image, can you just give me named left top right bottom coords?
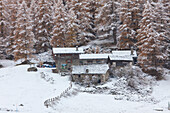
left=34, top=0, right=53, bottom=53
left=137, top=1, right=166, bottom=79
left=65, top=9, right=77, bottom=47
left=51, top=0, right=77, bottom=47
left=0, top=0, right=10, bottom=58
left=153, top=0, right=170, bottom=68
left=117, top=0, right=142, bottom=49
left=5, top=0, right=19, bottom=57
left=95, top=0, right=118, bottom=44
left=13, top=1, right=34, bottom=61
left=69, top=0, right=97, bottom=46
left=162, top=0, right=170, bottom=68
left=30, top=0, right=39, bottom=47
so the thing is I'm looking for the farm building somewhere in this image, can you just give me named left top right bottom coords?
left=108, top=49, right=137, bottom=67
left=72, top=64, right=109, bottom=84
left=79, top=54, right=112, bottom=65
left=52, top=47, right=84, bottom=72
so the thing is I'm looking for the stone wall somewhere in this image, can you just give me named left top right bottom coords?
left=72, top=73, right=108, bottom=84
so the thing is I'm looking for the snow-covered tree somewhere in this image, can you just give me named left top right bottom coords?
left=34, top=0, right=53, bottom=53
left=152, top=0, right=170, bottom=68
left=162, top=0, right=170, bottom=68
left=5, top=0, right=19, bottom=57
left=29, top=0, right=39, bottom=46
left=51, top=0, right=77, bottom=47
left=95, top=0, right=118, bottom=44
left=69, top=0, right=97, bottom=46
left=13, top=1, right=34, bottom=61
left=117, top=0, right=143, bottom=49
left=137, top=1, right=166, bottom=79
left=0, top=0, right=10, bottom=58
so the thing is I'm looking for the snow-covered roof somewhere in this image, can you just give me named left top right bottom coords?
left=52, top=47, right=84, bottom=54
left=79, top=54, right=112, bottom=60
left=72, top=64, right=109, bottom=75
left=108, top=55, right=133, bottom=61
left=112, top=50, right=137, bottom=57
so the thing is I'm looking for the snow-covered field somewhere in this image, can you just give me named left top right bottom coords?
left=0, top=60, right=170, bottom=113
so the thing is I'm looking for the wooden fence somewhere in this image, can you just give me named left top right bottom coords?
left=44, top=81, right=72, bottom=108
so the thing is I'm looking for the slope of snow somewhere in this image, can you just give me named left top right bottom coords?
left=52, top=93, right=163, bottom=113
left=0, top=60, right=170, bottom=113
left=0, top=62, right=70, bottom=113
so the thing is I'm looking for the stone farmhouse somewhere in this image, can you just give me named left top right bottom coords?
left=52, top=47, right=137, bottom=84
left=52, top=47, right=84, bottom=73
left=72, top=64, right=109, bottom=84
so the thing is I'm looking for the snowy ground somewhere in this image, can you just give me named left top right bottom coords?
left=0, top=60, right=170, bottom=113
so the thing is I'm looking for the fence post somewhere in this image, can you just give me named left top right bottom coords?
left=168, top=102, right=170, bottom=110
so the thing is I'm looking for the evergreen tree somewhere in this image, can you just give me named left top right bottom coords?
left=162, top=0, right=170, bottom=68
left=34, top=0, right=53, bottom=53
left=70, top=0, right=96, bottom=46
left=30, top=0, right=39, bottom=48
left=13, top=1, right=34, bottom=61
left=5, top=0, right=18, bottom=57
left=51, top=0, right=76, bottom=47
left=95, top=0, right=118, bottom=44
left=137, top=1, right=166, bottom=78
left=0, top=0, right=10, bottom=58
left=117, top=0, right=142, bottom=49
left=152, top=0, right=169, bottom=68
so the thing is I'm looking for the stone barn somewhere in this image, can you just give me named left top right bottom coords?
left=112, top=50, right=137, bottom=64
left=72, top=64, right=109, bottom=84
left=52, top=47, right=84, bottom=72
left=108, top=50, right=137, bottom=67
left=108, top=55, right=133, bottom=67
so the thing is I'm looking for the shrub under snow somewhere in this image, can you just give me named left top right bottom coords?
left=110, top=66, right=157, bottom=102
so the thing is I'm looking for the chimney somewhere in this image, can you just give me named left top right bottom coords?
left=131, top=46, right=134, bottom=55
left=86, top=69, right=89, bottom=73
left=76, top=46, right=78, bottom=51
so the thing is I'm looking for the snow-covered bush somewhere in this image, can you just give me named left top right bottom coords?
left=113, top=66, right=155, bottom=92
left=92, top=76, right=99, bottom=85
left=83, top=75, right=90, bottom=86
left=110, top=66, right=157, bottom=102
